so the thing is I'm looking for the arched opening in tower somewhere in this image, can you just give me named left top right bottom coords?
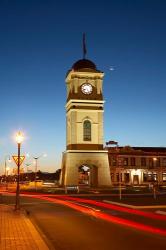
left=78, top=165, right=90, bottom=186
left=78, top=165, right=98, bottom=187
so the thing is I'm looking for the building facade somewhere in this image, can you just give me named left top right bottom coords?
left=107, top=146, right=166, bottom=186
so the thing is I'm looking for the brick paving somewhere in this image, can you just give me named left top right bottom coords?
left=0, top=205, right=49, bottom=250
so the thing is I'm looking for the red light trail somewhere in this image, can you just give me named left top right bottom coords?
left=1, top=191, right=166, bottom=237
left=33, top=195, right=166, bottom=237
left=56, top=196, right=166, bottom=221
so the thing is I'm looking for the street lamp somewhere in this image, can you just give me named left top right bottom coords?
left=15, top=131, right=24, bottom=210
left=33, top=153, right=47, bottom=190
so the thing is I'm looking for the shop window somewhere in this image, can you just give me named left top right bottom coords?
left=124, top=173, right=130, bottom=183
left=143, top=173, right=148, bottom=182
left=143, top=173, right=157, bottom=182
left=163, top=173, right=166, bottom=181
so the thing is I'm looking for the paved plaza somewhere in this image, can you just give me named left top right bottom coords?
left=0, top=205, right=49, bottom=250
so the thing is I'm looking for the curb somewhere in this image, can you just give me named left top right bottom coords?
left=24, top=209, right=55, bottom=250
left=103, top=200, right=166, bottom=209
left=23, top=214, right=49, bottom=250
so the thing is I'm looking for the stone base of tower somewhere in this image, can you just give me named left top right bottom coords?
left=60, top=150, right=111, bottom=187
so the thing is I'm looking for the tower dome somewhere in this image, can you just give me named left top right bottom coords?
left=72, top=59, right=100, bottom=72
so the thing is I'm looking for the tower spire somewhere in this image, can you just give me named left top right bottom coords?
left=83, top=33, right=87, bottom=59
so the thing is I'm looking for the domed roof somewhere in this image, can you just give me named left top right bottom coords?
left=72, top=59, right=97, bottom=71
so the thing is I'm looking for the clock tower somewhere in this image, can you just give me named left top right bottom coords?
left=60, top=58, right=111, bottom=187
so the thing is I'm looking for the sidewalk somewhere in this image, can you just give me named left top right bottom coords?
left=0, top=205, right=49, bottom=250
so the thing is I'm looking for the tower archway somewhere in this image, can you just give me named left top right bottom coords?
left=78, top=164, right=98, bottom=187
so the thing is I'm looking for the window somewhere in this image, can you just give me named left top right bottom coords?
left=83, top=120, right=91, bottom=141
left=112, top=158, right=117, bottom=166
left=153, top=158, right=160, bottom=167
left=116, top=173, right=122, bottom=182
left=111, top=173, right=114, bottom=181
left=156, top=159, right=160, bottom=167
left=130, top=157, right=136, bottom=166
left=149, top=158, right=153, bottom=168
left=163, top=158, right=166, bottom=167
left=143, top=173, right=148, bottom=182
left=143, top=173, right=157, bottom=182
left=163, top=173, right=166, bottom=181
left=124, top=173, right=130, bottom=183
left=141, top=157, right=146, bottom=166
left=148, top=158, right=160, bottom=168
left=123, top=158, right=128, bottom=166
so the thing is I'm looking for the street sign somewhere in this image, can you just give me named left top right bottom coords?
left=12, top=155, right=25, bottom=167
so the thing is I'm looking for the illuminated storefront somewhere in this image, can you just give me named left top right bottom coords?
left=107, top=146, right=166, bottom=186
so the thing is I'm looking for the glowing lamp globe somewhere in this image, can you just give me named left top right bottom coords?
left=15, top=131, right=24, bottom=144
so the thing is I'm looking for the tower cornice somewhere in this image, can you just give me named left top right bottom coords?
left=66, top=99, right=105, bottom=109
left=66, top=70, right=104, bottom=82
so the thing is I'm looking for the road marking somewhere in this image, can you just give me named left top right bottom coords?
left=156, top=210, right=166, bottom=215
left=67, top=200, right=101, bottom=212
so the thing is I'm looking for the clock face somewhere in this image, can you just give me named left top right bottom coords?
left=81, top=83, right=93, bottom=94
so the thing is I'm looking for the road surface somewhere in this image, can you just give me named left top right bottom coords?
left=1, top=194, right=166, bottom=250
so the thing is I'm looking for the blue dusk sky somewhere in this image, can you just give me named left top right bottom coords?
left=0, top=0, right=166, bottom=173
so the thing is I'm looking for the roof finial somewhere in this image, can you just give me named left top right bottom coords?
left=83, top=33, right=87, bottom=59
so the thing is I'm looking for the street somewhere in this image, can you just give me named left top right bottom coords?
left=1, top=193, right=166, bottom=250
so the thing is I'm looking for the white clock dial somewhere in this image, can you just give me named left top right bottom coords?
left=81, top=83, right=93, bottom=94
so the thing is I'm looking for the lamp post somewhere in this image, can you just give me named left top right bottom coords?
left=6, top=167, right=10, bottom=190
left=25, top=163, right=31, bottom=181
left=118, top=156, right=122, bottom=200
left=152, top=157, right=158, bottom=199
left=15, top=131, right=24, bottom=211
left=4, top=155, right=11, bottom=188
left=33, top=154, right=47, bottom=191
